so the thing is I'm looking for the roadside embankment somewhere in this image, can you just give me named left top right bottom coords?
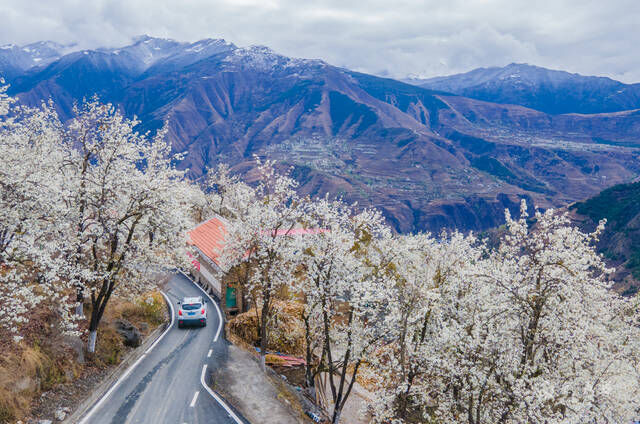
left=222, top=301, right=374, bottom=424
left=0, top=288, right=169, bottom=424
left=210, top=331, right=307, bottom=424
left=216, top=302, right=318, bottom=424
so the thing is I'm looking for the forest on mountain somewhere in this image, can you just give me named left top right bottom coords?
left=570, top=181, right=640, bottom=294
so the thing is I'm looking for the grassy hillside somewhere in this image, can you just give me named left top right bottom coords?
left=571, top=181, right=640, bottom=295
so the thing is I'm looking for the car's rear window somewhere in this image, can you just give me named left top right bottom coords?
left=183, top=303, right=201, bottom=310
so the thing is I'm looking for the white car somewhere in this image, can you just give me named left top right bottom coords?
left=177, top=296, right=207, bottom=328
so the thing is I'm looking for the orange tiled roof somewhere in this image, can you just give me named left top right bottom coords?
left=188, top=217, right=227, bottom=266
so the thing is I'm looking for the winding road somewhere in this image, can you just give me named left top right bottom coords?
left=78, top=272, right=247, bottom=424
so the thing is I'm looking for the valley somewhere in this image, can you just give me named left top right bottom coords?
left=2, top=36, right=639, bottom=234
left=2, top=4, right=640, bottom=421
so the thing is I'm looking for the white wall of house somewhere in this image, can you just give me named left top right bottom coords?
left=193, top=247, right=224, bottom=299
left=199, top=260, right=221, bottom=295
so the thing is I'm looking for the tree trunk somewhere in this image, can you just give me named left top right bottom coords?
left=259, top=352, right=266, bottom=372
left=259, top=299, right=269, bottom=372
left=87, top=305, right=101, bottom=353
left=76, top=286, right=84, bottom=317
left=303, top=315, right=315, bottom=389
left=257, top=281, right=273, bottom=372
left=86, top=279, right=115, bottom=353
left=88, top=330, right=97, bottom=353
left=331, top=408, right=341, bottom=424
left=304, top=351, right=315, bottom=389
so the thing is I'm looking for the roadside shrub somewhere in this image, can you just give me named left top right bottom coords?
left=94, top=326, right=124, bottom=366
left=228, top=301, right=305, bottom=356
left=0, top=345, right=49, bottom=422
left=110, top=291, right=166, bottom=334
left=137, top=292, right=167, bottom=326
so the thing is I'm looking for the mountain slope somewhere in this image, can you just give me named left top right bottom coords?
left=570, top=181, right=640, bottom=294
left=2, top=38, right=640, bottom=234
left=414, top=63, right=640, bottom=115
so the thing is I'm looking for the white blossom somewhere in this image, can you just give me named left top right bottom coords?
left=0, top=94, right=197, bottom=350
left=370, top=201, right=640, bottom=423
left=219, top=158, right=309, bottom=370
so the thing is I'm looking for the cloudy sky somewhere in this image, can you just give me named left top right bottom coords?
left=1, top=0, right=639, bottom=82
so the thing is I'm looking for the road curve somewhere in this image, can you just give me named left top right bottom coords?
left=78, top=272, right=247, bottom=424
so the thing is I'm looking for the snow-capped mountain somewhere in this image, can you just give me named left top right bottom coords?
left=221, top=45, right=327, bottom=72
left=2, top=38, right=640, bottom=235
left=0, top=41, right=75, bottom=78
left=0, top=36, right=238, bottom=82
left=98, top=35, right=237, bottom=74
left=410, top=63, right=594, bottom=92
left=98, top=35, right=185, bottom=68
left=410, top=63, right=640, bottom=114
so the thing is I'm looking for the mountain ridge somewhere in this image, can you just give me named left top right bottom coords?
left=2, top=37, right=639, bottom=234
left=409, top=63, right=640, bottom=114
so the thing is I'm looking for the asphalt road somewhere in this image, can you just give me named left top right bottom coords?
left=78, top=272, right=246, bottom=424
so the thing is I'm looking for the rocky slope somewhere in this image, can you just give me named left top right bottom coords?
left=2, top=37, right=640, bottom=233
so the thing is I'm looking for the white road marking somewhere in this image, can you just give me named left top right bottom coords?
left=190, top=391, right=200, bottom=408
left=200, top=364, right=243, bottom=423
left=207, top=349, right=212, bottom=358
left=78, top=291, right=175, bottom=424
left=178, top=270, right=224, bottom=342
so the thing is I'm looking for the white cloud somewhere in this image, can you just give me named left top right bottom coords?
left=1, top=0, right=639, bottom=82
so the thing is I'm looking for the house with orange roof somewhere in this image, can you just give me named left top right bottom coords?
left=187, top=215, right=246, bottom=315
left=188, top=215, right=330, bottom=317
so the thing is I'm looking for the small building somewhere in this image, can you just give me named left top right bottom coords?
left=188, top=215, right=329, bottom=318
left=187, top=216, right=245, bottom=317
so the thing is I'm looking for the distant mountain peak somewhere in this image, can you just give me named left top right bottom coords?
left=223, top=45, right=326, bottom=72
left=411, top=63, right=635, bottom=114
left=185, top=38, right=234, bottom=53
left=131, top=34, right=175, bottom=44
left=505, top=62, right=533, bottom=68
left=0, top=40, right=76, bottom=75
left=222, top=45, right=281, bottom=71
left=93, top=36, right=189, bottom=68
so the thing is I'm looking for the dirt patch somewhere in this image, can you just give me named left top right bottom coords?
left=271, top=365, right=306, bottom=388
left=28, top=362, right=111, bottom=422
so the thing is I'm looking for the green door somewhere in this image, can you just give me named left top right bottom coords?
left=226, top=286, right=237, bottom=308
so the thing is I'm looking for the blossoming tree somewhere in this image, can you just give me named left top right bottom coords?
left=0, top=88, right=77, bottom=342
left=297, top=199, right=393, bottom=423
left=373, top=202, right=640, bottom=423
left=220, top=159, right=309, bottom=371
left=54, top=101, right=196, bottom=353
left=369, top=230, right=481, bottom=423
